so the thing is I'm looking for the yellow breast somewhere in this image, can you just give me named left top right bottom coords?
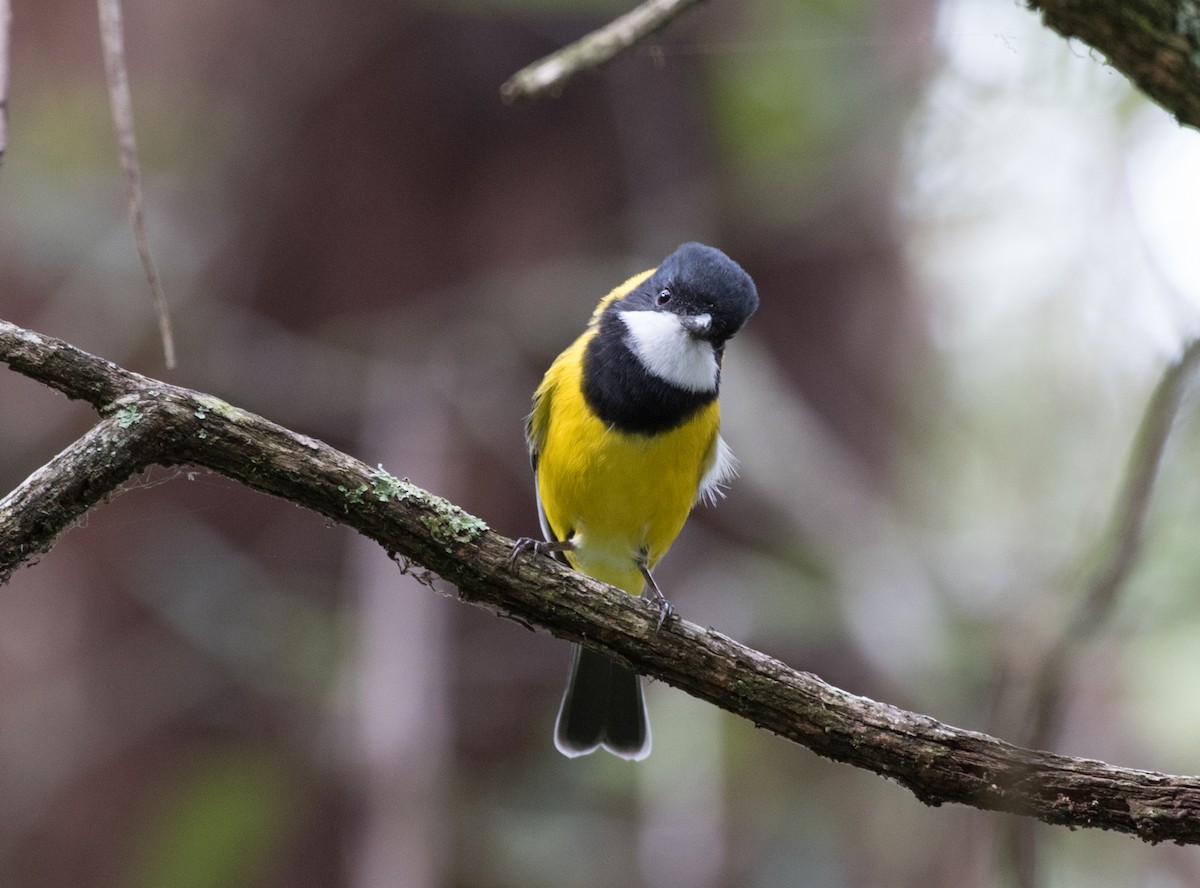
left=530, top=330, right=720, bottom=595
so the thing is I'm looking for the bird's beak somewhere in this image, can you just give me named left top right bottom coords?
left=681, top=313, right=713, bottom=339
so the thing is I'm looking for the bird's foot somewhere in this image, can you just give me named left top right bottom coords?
left=642, top=578, right=675, bottom=630
left=509, top=536, right=573, bottom=570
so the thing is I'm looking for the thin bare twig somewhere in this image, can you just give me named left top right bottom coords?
left=1023, top=337, right=1200, bottom=751
left=501, top=0, right=707, bottom=101
left=0, top=0, right=11, bottom=163
left=97, top=0, right=176, bottom=369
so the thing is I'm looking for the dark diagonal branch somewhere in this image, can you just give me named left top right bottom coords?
left=501, top=0, right=706, bottom=101
left=1030, top=0, right=1200, bottom=130
left=6, top=318, right=1200, bottom=844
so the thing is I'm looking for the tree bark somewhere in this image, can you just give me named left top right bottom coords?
left=4, top=318, right=1200, bottom=845
left=1033, top=0, right=1200, bottom=128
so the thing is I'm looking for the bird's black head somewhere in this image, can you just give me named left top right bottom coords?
left=621, top=242, right=759, bottom=349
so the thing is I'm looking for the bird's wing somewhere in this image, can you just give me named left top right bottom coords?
left=525, top=379, right=564, bottom=553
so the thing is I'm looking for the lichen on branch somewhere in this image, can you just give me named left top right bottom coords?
left=4, top=318, right=1200, bottom=843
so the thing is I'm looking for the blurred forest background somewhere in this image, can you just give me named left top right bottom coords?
left=3, top=0, right=1200, bottom=885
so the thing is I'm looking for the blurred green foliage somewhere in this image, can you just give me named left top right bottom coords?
left=126, top=746, right=306, bottom=888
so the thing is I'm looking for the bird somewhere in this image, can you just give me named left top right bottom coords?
left=512, top=242, right=759, bottom=761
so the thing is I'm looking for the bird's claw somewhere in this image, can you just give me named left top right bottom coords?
left=508, top=536, right=541, bottom=570
left=644, top=585, right=675, bottom=630
left=509, top=536, right=572, bottom=570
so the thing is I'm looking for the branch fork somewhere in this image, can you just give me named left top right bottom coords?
left=4, top=318, right=1200, bottom=844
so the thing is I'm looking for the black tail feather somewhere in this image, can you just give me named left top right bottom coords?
left=554, top=644, right=650, bottom=761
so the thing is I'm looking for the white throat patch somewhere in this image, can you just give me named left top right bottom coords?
left=619, top=310, right=718, bottom=392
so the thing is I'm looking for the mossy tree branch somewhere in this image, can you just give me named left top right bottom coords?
left=4, top=318, right=1200, bottom=844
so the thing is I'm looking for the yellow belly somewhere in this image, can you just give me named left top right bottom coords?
left=533, top=334, right=720, bottom=595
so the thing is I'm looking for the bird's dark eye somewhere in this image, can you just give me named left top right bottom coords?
left=656, top=288, right=672, bottom=306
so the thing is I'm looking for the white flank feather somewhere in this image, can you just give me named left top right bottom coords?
left=697, top=434, right=738, bottom=506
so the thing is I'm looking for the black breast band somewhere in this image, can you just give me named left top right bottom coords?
left=581, top=314, right=717, bottom=435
